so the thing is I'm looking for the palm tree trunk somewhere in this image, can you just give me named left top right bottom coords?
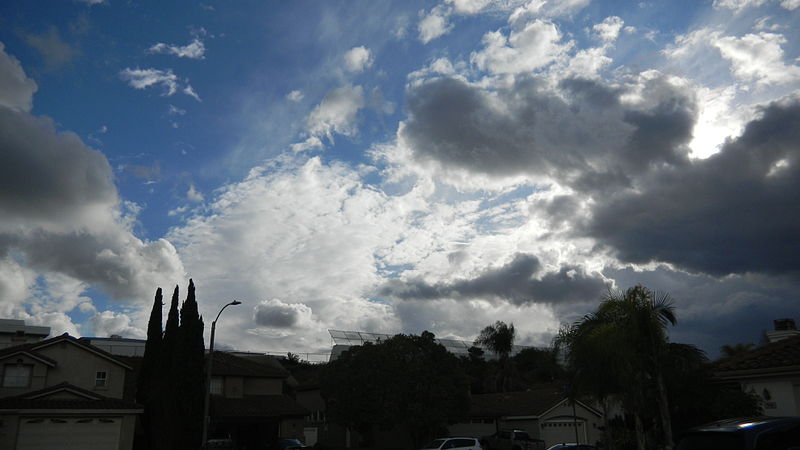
left=657, top=372, right=674, bottom=449
left=634, top=414, right=646, bottom=450
left=602, top=398, right=613, bottom=450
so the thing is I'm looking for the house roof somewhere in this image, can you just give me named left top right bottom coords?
left=211, top=351, right=290, bottom=378
left=0, top=382, right=141, bottom=411
left=0, top=333, right=133, bottom=370
left=0, top=349, right=57, bottom=367
left=210, top=394, right=308, bottom=418
left=713, top=334, right=800, bottom=378
left=469, top=383, right=572, bottom=417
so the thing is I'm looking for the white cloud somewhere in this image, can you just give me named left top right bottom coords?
left=167, top=157, right=411, bottom=350
left=418, top=6, right=453, bottom=44
left=287, top=90, right=304, bottom=102
left=471, top=19, right=573, bottom=75
left=713, top=0, right=768, bottom=12
left=713, top=32, right=800, bottom=85
left=445, top=0, right=492, bottom=14
left=593, top=16, right=624, bottom=43
left=91, top=310, right=145, bottom=338
left=563, top=46, right=613, bottom=78
left=306, top=85, right=365, bottom=142
left=168, top=104, right=186, bottom=116
left=119, top=68, right=201, bottom=100
left=509, top=0, right=590, bottom=23
left=291, top=136, right=324, bottom=153
left=689, top=85, right=748, bottom=159
left=0, top=43, right=37, bottom=112
left=76, top=0, right=106, bottom=4
left=781, top=0, right=800, bottom=9
left=187, top=184, right=204, bottom=202
left=344, top=46, right=374, bottom=73
left=148, top=38, right=206, bottom=59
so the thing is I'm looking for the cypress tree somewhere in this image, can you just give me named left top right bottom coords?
left=177, top=279, right=206, bottom=449
left=159, top=285, right=181, bottom=450
left=137, top=288, right=163, bottom=448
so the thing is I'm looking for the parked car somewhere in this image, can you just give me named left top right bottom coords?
left=546, top=444, right=598, bottom=450
left=270, top=438, right=308, bottom=450
left=484, top=429, right=546, bottom=450
left=675, top=416, right=800, bottom=450
left=421, top=437, right=483, bottom=450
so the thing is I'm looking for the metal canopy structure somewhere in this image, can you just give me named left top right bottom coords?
left=328, top=329, right=537, bottom=357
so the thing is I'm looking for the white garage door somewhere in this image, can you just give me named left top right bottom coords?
left=17, top=417, right=121, bottom=450
left=540, top=419, right=587, bottom=448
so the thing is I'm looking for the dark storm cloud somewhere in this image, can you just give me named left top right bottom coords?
left=400, top=76, right=695, bottom=189
left=380, top=253, right=607, bottom=304
left=602, top=265, right=800, bottom=357
left=0, top=106, right=117, bottom=221
left=253, top=300, right=308, bottom=329
left=587, top=95, right=800, bottom=276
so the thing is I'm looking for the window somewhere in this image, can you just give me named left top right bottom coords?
left=95, top=371, right=107, bottom=388
left=210, top=377, right=223, bottom=395
left=3, top=364, right=32, bottom=387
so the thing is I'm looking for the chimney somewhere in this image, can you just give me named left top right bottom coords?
left=766, top=318, right=799, bottom=343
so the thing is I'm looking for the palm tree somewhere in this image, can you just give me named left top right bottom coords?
left=720, top=342, right=755, bottom=358
left=556, top=286, right=679, bottom=450
left=474, top=321, right=515, bottom=391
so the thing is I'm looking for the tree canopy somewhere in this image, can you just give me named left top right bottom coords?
left=321, top=331, right=469, bottom=448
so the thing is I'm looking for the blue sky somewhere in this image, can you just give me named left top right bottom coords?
left=1, top=0, right=798, bottom=358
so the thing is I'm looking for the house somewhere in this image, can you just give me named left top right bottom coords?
left=448, top=383, right=604, bottom=448
left=713, top=319, right=800, bottom=417
left=206, top=351, right=309, bottom=449
left=0, top=333, right=141, bottom=450
left=0, top=319, right=50, bottom=349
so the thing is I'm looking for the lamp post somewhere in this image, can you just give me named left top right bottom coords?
left=201, top=300, right=241, bottom=450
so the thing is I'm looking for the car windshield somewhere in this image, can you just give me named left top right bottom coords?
left=676, top=433, right=744, bottom=450
left=422, top=439, right=447, bottom=449
left=514, top=431, right=531, bottom=440
left=280, top=439, right=305, bottom=447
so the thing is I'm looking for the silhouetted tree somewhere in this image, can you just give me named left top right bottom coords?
left=322, top=332, right=469, bottom=449
left=513, top=347, right=564, bottom=384
left=475, top=321, right=515, bottom=391
left=137, top=288, right=163, bottom=448
left=556, top=286, right=679, bottom=450
left=719, top=342, right=755, bottom=358
left=159, top=285, right=181, bottom=449
left=176, top=279, right=205, bottom=449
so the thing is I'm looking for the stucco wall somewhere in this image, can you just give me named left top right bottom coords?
left=0, top=354, right=48, bottom=396
left=280, top=417, right=305, bottom=440
left=743, top=378, right=800, bottom=416
left=224, top=376, right=245, bottom=398
left=244, top=377, right=283, bottom=395
left=36, top=342, right=127, bottom=398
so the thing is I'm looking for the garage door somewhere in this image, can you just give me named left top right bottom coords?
left=540, top=419, right=587, bottom=447
left=17, top=417, right=121, bottom=450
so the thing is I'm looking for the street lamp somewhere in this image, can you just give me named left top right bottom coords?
left=201, top=300, right=242, bottom=450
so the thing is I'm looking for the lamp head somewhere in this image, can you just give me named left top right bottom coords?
left=230, top=300, right=242, bottom=306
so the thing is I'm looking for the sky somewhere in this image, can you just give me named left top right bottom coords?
left=0, top=0, right=798, bottom=359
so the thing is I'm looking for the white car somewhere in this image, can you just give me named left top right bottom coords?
left=421, top=437, right=483, bottom=450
